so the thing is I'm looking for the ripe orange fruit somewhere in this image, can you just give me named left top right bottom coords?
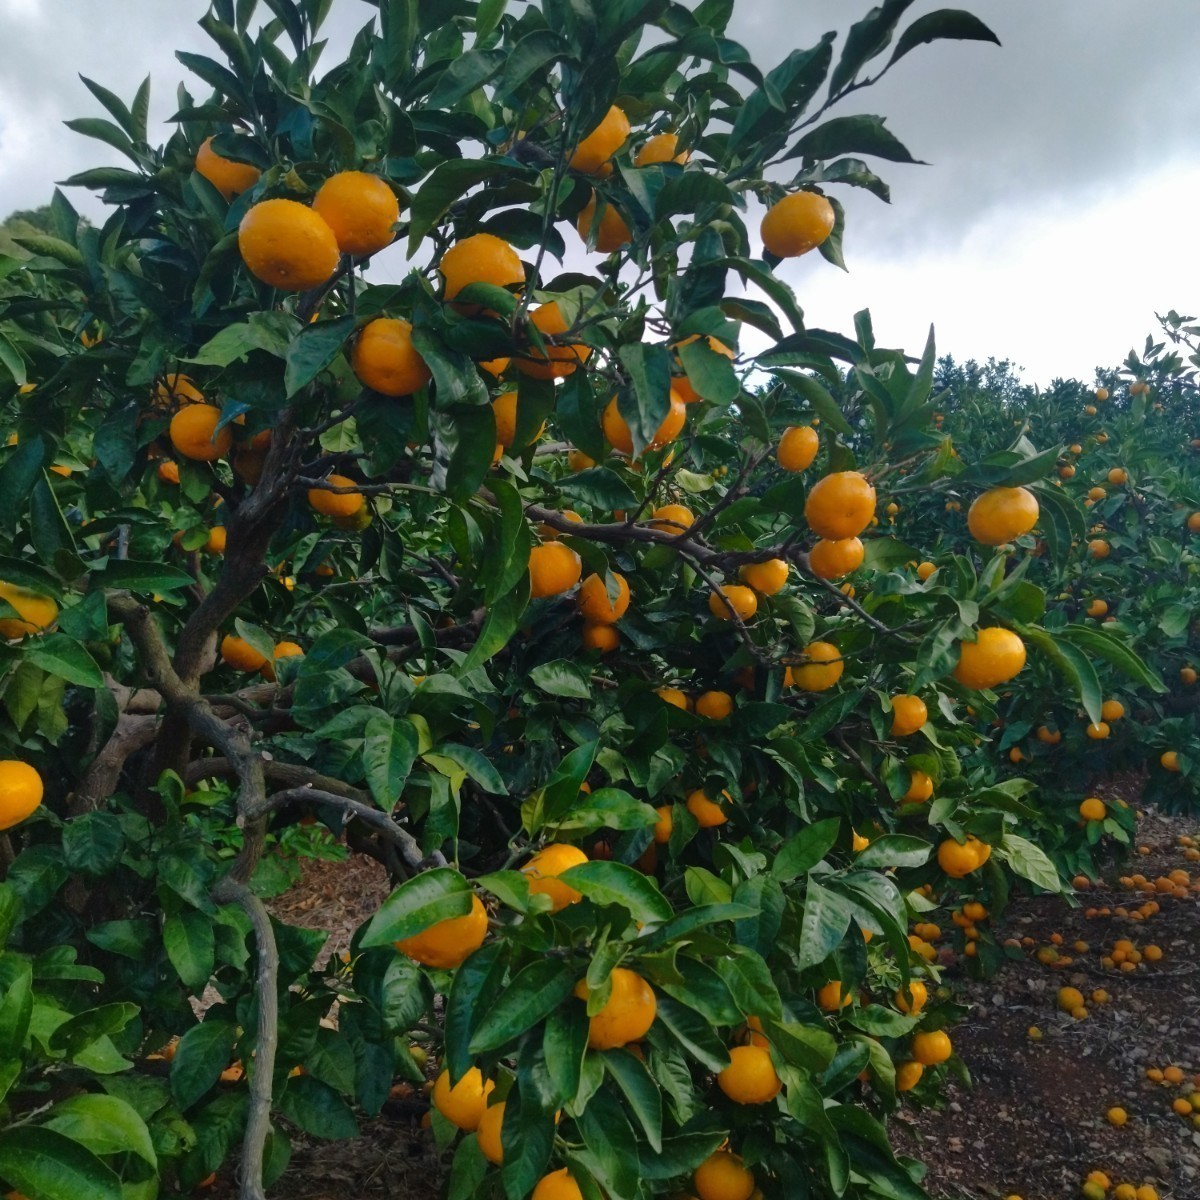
left=238, top=198, right=339, bottom=291
left=1079, top=797, right=1107, bottom=821
left=634, top=133, right=688, bottom=166
left=528, top=542, right=582, bottom=599
left=694, top=1151, right=755, bottom=1200
left=1163, top=1065, right=1184, bottom=1084
left=967, top=486, right=1039, bottom=545
left=574, top=967, right=656, bottom=1049
left=1087, top=599, right=1108, bottom=617
left=896, top=1060, right=924, bottom=1091
left=170, top=404, right=232, bottom=462
left=816, top=980, right=853, bottom=1011
left=650, top=504, right=694, bottom=533
left=695, top=691, right=733, bottom=720
left=221, top=634, right=268, bottom=673
left=154, top=372, right=205, bottom=407
left=531, top=1168, right=583, bottom=1200
left=786, top=641, right=844, bottom=691
left=602, top=391, right=686, bottom=455
left=1057, top=986, right=1084, bottom=1012
left=204, top=526, right=227, bottom=555
left=570, top=106, right=630, bottom=174
left=890, top=694, right=928, bottom=737
left=657, top=684, right=690, bottom=709
left=308, top=473, right=363, bottom=518
left=911, top=1029, right=952, bottom=1066
left=1106, top=1106, right=1127, bottom=1126
left=433, top=1067, right=494, bottom=1131
left=1180, top=666, right=1197, bottom=685
left=395, top=893, right=488, bottom=969
left=1161, top=751, right=1181, bottom=772
left=311, top=171, right=399, bottom=257
left=1089, top=539, right=1110, bottom=559
left=0, top=581, right=58, bottom=639
left=937, top=837, right=988, bottom=878
left=582, top=623, right=619, bottom=653
left=652, top=805, right=674, bottom=845
left=916, top=561, right=936, bottom=581
left=1187, top=513, right=1200, bottom=533
left=777, top=425, right=819, bottom=472
left=351, top=318, right=432, bottom=396
left=1086, top=721, right=1110, bottom=740
left=439, top=233, right=525, bottom=303
left=577, top=572, right=630, bottom=624
left=805, top=471, right=876, bottom=539
left=808, top=536, right=864, bottom=579
left=953, top=627, right=1026, bottom=689
left=761, top=191, right=835, bottom=257
left=686, top=787, right=729, bottom=828
left=717, top=1044, right=782, bottom=1104
left=522, top=843, right=587, bottom=910
left=475, top=1100, right=505, bottom=1165
left=1107, top=467, right=1127, bottom=485
left=895, top=980, right=928, bottom=1014
left=157, top=461, right=180, bottom=485
left=1036, top=726, right=1062, bottom=745
left=260, top=641, right=303, bottom=682
left=194, top=135, right=260, bottom=200
left=518, top=301, right=592, bottom=379
left=739, top=558, right=789, bottom=595
left=708, top=584, right=758, bottom=622
left=1101, top=699, right=1125, bottom=722
left=903, top=770, right=933, bottom=803
left=0, top=760, right=44, bottom=831
left=576, top=193, right=631, bottom=252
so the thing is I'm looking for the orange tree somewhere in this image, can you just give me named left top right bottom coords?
left=0, top=2, right=1170, bottom=1198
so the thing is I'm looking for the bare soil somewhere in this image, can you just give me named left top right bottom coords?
left=220, top=799, right=1200, bottom=1200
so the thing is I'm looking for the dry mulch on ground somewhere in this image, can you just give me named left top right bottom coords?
left=225, top=800, right=1200, bottom=1200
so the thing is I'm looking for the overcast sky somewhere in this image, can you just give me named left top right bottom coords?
left=1, top=0, right=1197, bottom=383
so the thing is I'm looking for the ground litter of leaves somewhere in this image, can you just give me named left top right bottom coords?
left=209, top=796, right=1200, bottom=1200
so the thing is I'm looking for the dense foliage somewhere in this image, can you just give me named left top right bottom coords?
left=0, top=2, right=1194, bottom=1200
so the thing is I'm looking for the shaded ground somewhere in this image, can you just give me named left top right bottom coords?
left=227, top=800, right=1200, bottom=1200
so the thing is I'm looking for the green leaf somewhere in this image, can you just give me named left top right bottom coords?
left=50, top=1002, right=138, bottom=1056
left=887, top=9, right=1001, bottom=69
left=790, top=114, right=922, bottom=164
left=0, top=435, right=46, bottom=528
left=426, top=48, right=506, bottom=108
left=362, top=713, right=419, bottom=810
left=1021, top=625, right=1103, bottom=725
left=0, top=955, right=33, bottom=1058
left=444, top=941, right=508, bottom=1082
left=829, top=1, right=917, bottom=95
left=615, top=342, right=673, bottom=457
left=45, top=1093, right=157, bottom=1167
left=278, top=1075, right=359, bottom=1139
left=557, top=467, right=638, bottom=510
left=543, top=1005, right=589, bottom=1107
left=432, top=744, right=508, bottom=794
left=188, top=312, right=296, bottom=365
left=996, top=833, right=1063, bottom=894
left=171, top=1020, right=238, bottom=1109
left=93, top=560, right=196, bottom=593
left=408, top=159, right=532, bottom=253
left=604, top=1050, right=662, bottom=1152
left=797, top=878, right=854, bottom=969
left=468, top=960, right=578, bottom=1053
left=772, top=818, right=840, bottom=881
left=770, top=368, right=853, bottom=436
left=359, top=868, right=473, bottom=947
left=1059, top=624, right=1167, bottom=694
left=285, top=316, right=356, bottom=397
left=556, top=862, right=673, bottom=924
left=23, top=634, right=104, bottom=689
left=677, top=336, right=740, bottom=405
left=0, top=1127, right=120, bottom=1200
left=457, top=577, right=529, bottom=672
left=653, top=996, right=730, bottom=1072
left=31, top=476, right=83, bottom=580
left=163, top=908, right=216, bottom=989
left=529, top=659, right=592, bottom=699
left=62, top=813, right=125, bottom=875
left=854, top=834, right=932, bottom=870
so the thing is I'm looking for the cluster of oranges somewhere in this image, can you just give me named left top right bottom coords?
left=220, top=633, right=304, bottom=681
left=1143, top=1063, right=1200, bottom=1130
left=1077, top=1172, right=1161, bottom=1200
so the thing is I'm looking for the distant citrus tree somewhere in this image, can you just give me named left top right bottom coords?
left=0, top=2, right=1172, bottom=1199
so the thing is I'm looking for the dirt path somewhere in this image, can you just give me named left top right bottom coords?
left=231, top=805, right=1200, bottom=1200
left=900, top=805, right=1200, bottom=1200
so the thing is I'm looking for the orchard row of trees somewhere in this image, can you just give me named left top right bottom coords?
left=0, top=2, right=1196, bottom=1200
